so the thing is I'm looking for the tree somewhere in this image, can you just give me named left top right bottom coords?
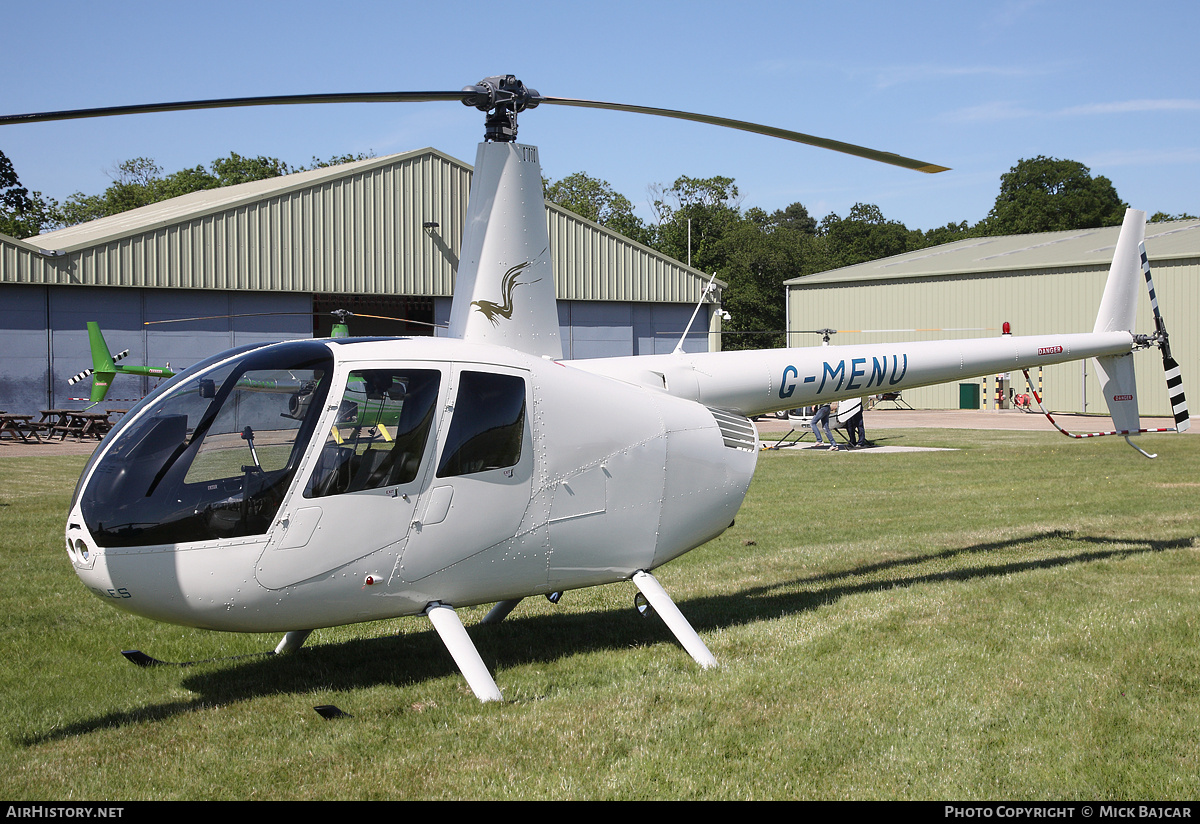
left=921, top=220, right=975, bottom=247
left=817, top=203, right=920, bottom=270
left=0, top=150, right=59, bottom=237
left=716, top=215, right=820, bottom=350
left=766, top=201, right=818, bottom=235
left=649, top=175, right=743, bottom=272
left=1150, top=211, right=1198, bottom=222
left=311, top=152, right=375, bottom=168
left=2, top=150, right=35, bottom=234
left=157, top=165, right=221, bottom=200
left=53, top=151, right=336, bottom=227
left=981, top=156, right=1127, bottom=235
left=210, top=152, right=293, bottom=186
left=544, top=171, right=651, bottom=245
left=58, top=157, right=162, bottom=225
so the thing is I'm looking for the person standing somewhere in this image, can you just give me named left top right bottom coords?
left=844, top=397, right=871, bottom=448
left=810, top=402, right=837, bottom=450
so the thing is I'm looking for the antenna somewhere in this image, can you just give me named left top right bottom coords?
left=673, top=273, right=719, bottom=354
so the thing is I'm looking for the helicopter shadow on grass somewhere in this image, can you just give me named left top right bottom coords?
left=677, top=529, right=1197, bottom=634
left=21, top=528, right=1193, bottom=744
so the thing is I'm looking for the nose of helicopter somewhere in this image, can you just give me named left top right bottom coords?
left=64, top=511, right=292, bottom=631
left=63, top=530, right=255, bottom=629
left=65, top=527, right=133, bottom=605
left=65, top=521, right=157, bottom=611
left=64, top=518, right=209, bottom=626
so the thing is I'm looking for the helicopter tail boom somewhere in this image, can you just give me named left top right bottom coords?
left=575, top=209, right=1186, bottom=438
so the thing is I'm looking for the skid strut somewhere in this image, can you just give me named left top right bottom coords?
left=632, top=570, right=717, bottom=669
left=425, top=602, right=503, bottom=702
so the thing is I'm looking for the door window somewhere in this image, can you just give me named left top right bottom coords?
left=305, top=368, right=441, bottom=497
left=437, top=371, right=527, bottom=478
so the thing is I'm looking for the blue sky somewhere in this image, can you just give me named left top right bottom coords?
left=4, top=0, right=1198, bottom=234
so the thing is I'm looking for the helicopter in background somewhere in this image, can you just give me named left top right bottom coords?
left=67, top=321, right=175, bottom=405
left=2, top=76, right=1187, bottom=703
left=67, top=309, right=427, bottom=405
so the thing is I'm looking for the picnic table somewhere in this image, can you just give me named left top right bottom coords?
left=1, top=409, right=124, bottom=445
left=38, top=409, right=119, bottom=442
left=0, top=413, right=49, bottom=443
left=61, top=411, right=116, bottom=441
left=39, top=409, right=74, bottom=440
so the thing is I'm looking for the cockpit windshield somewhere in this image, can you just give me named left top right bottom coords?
left=78, top=341, right=334, bottom=547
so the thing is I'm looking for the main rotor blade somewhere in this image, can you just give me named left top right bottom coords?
left=1, top=83, right=949, bottom=173
left=145, top=310, right=446, bottom=329
left=0, top=91, right=467, bottom=126
left=540, top=96, right=949, bottom=173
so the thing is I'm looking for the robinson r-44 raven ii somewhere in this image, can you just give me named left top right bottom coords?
left=2, top=76, right=1188, bottom=702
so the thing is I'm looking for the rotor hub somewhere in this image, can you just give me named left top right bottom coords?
left=461, top=75, right=542, bottom=142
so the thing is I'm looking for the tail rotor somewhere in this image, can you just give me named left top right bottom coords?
left=1025, top=222, right=1189, bottom=458
left=1138, top=241, right=1190, bottom=432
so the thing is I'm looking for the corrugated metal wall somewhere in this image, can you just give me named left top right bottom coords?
left=0, top=284, right=312, bottom=414
left=3, top=148, right=714, bottom=305
left=546, top=208, right=714, bottom=304
left=0, top=148, right=723, bottom=414
left=7, top=152, right=470, bottom=296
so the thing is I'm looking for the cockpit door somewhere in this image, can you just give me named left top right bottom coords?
left=255, top=365, right=443, bottom=590
left=396, top=366, right=536, bottom=584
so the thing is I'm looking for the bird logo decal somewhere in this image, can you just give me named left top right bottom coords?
left=472, top=260, right=542, bottom=325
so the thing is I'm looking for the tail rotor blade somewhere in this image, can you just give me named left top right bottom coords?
left=1140, top=242, right=1190, bottom=431
left=1163, top=353, right=1190, bottom=432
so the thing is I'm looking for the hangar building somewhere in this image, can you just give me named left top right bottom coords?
left=0, top=148, right=721, bottom=414
left=785, top=218, right=1199, bottom=417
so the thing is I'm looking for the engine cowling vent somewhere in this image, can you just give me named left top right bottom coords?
left=708, top=407, right=758, bottom=452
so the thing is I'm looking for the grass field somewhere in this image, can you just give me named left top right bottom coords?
left=1, top=427, right=1196, bottom=800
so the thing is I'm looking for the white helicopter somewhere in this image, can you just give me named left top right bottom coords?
left=3, top=76, right=1188, bottom=703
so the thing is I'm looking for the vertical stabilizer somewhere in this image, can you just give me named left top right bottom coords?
left=1093, top=209, right=1145, bottom=335
left=86, top=322, right=117, bottom=374
left=86, top=322, right=118, bottom=403
left=447, top=142, right=561, bottom=359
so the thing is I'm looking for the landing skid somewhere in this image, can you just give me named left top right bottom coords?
left=424, top=572, right=716, bottom=703
left=124, top=574, right=715, bottom=703
left=121, top=630, right=313, bottom=668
